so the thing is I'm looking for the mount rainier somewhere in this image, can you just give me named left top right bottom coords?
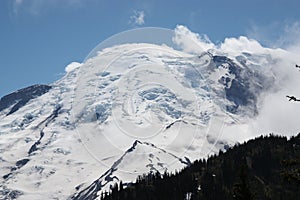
left=0, top=36, right=298, bottom=199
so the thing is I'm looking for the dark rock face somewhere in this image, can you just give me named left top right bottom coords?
left=212, top=55, right=273, bottom=115
left=213, top=56, right=252, bottom=109
left=0, top=187, right=23, bottom=200
left=0, top=84, right=51, bottom=115
left=15, top=159, right=30, bottom=169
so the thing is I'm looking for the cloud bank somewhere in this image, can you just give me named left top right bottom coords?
left=173, top=25, right=300, bottom=141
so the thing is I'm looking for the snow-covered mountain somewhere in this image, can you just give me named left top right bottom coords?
left=0, top=42, right=294, bottom=199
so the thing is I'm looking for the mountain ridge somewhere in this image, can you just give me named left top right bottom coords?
left=71, top=140, right=191, bottom=200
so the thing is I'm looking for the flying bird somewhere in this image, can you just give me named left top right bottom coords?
left=286, top=95, right=300, bottom=101
left=296, top=64, right=300, bottom=68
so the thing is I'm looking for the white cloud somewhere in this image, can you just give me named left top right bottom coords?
left=173, top=25, right=215, bottom=53
left=173, top=25, right=300, bottom=142
left=13, top=0, right=24, bottom=14
left=219, top=36, right=270, bottom=56
left=173, top=25, right=275, bottom=56
left=247, top=21, right=300, bottom=51
left=15, top=0, right=23, bottom=4
left=65, top=62, right=81, bottom=73
left=129, top=10, right=145, bottom=26
left=12, top=0, right=89, bottom=15
left=283, top=22, right=300, bottom=54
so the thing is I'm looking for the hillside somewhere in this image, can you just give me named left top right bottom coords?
left=101, top=133, right=300, bottom=200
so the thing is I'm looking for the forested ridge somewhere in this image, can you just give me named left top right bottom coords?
left=101, top=133, right=300, bottom=200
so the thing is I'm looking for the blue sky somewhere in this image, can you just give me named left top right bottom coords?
left=1, top=0, right=300, bottom=97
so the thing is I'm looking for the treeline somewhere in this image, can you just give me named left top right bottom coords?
left=101, top=133, right=300, bottom=200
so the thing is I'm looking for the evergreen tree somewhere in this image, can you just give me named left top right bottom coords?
left=232, top=165, right=253, bottom=200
